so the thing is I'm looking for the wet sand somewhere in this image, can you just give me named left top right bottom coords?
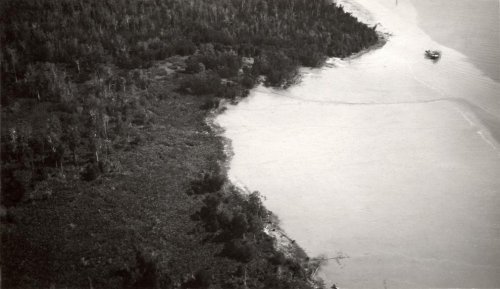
left=217, top=0, right=500, bottom=287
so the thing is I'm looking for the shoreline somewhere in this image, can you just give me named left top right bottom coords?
left=215, top=0, right=500, bottom=287
left=1, top=0, right=384, bottom=287
left=211, top=20, right=389, bottom=289
left=207, top=99, right=324, bottom=286
left=341, top=31, right=389, bottom=61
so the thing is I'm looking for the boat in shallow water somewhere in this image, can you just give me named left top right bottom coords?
left=425, top=49, right=441, bottom=60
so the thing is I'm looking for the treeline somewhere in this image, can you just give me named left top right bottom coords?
left=1, top=0, right=377, bottom=287
left=1, top=0, right=377, bottom=88
left=186, top=175, right=321, bottom=288
left=112, top=173, right=323, bottom=288
left=1, top=0, right=377, bottom=206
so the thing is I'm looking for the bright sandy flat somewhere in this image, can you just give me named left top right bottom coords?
left=217, top=0, right=500, bottom=287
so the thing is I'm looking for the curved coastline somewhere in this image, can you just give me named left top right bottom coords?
left=216, top=0, right=500, bottom=288
left=2, top=0, right=498, bottom=287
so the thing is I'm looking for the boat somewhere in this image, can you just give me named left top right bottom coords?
left=425, top=50, right=441, bottom=60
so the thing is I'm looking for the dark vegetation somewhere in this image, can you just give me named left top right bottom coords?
left=1, top=0, right=378, bottom=288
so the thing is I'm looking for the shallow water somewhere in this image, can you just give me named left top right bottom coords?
left=410, top=0, right=500, bottom=82
left=216, top=0, right=500, bottom=288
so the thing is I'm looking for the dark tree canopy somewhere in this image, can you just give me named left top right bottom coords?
left=0, top=1, right=377, bottom=288
left=1, top=0, right=378, bottom=91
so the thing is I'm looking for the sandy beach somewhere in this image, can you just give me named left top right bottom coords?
left=217, top=0, right=500, bottom=288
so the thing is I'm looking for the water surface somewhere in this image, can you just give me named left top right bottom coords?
left=410, top=0, right=500, bottom=82
left=217, top=0, right=500, bottom=288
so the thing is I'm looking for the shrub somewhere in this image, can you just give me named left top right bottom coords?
left=269, top=252, right=286, bottom=265
left=240, top=75, right=255, bottom=89
left=200, top=99, right=219, bottom=110
left=190, top=173, right=225, bottom=195
left=185, top=57, right=206, bottom=74
left=132, top=251, right=160, bottom=289
left=215, top=53, right=240, bottom=78
left=229, top=213, right=249, bottom=239
left=181, top=269, right=212, bottom=289
left=174, top=39, right=197, bottom=56
left=81, top=163, right=100, bottom=181
left=218, top=86, right=241, bottom=100
left=194, top=194, right=222, bottom=232
left=180, top=72, right=222, bottom=95
left=252, top=52, right=299, bottom=88
left=0, top=169, right=26, bottom=207
left=21, top=63, right=72, bottom=102
left=113, top=250, right=170, bottom=289
left=220, top=240, right=255, bottom=263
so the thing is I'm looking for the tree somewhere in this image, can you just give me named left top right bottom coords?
left=66, top=126, right=81, bottom=164
left=220, top=240, right=255, bottom=264
left=1, top=169, right=26, bottom=207
left=220, top=239, right=256, bottom=288
left=198, top=195, right=222, bottom=232
left=230, top=213, right=249, bottom=239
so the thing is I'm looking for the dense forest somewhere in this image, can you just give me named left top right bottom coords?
left=1, top=0, right=378, bottom=288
